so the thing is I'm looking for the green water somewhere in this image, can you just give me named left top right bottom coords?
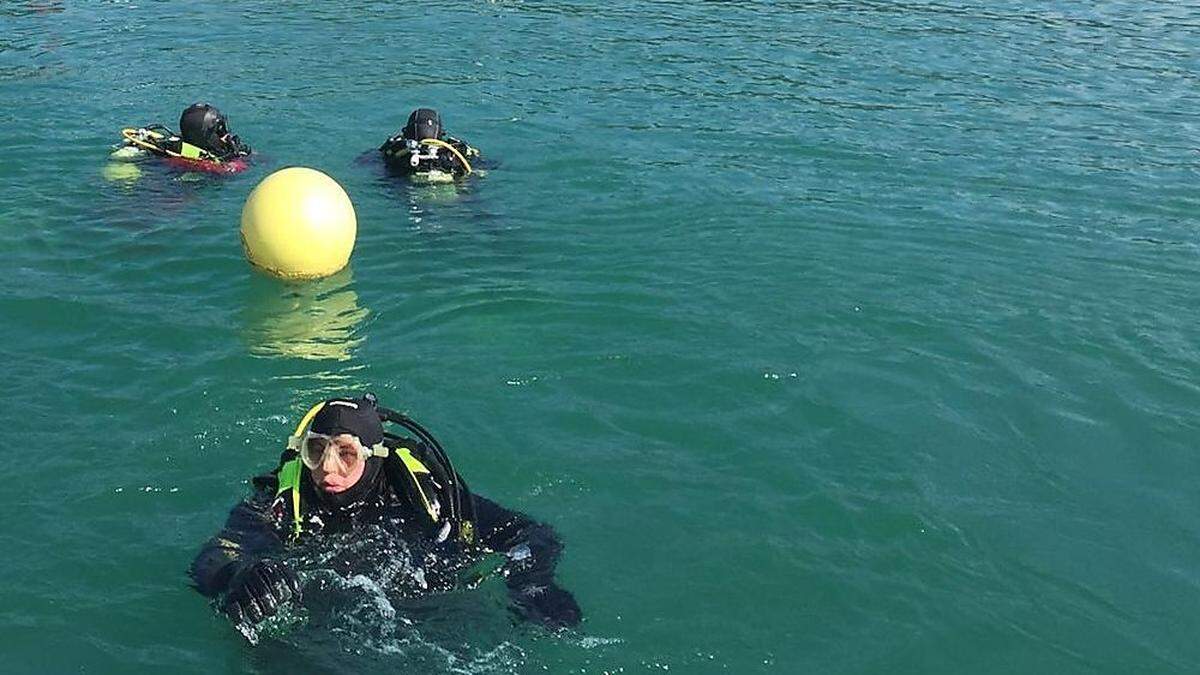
left=2, top=1, right=1199, bottom=672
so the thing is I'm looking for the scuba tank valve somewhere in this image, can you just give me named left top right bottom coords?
left=405, top=138, right=423, bottom=167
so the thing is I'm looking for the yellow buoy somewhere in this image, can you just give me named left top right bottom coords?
left=240, top=167, right=357, bottom=280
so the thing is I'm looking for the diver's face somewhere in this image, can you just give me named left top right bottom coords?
left=310, top=433, right=367, bottom=494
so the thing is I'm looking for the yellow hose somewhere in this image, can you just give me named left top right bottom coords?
left=292, top=401, right=327, bottom=437
left=420, top=138, right=473, bottom=175
left=120, top=127, right=219, bottom=163
left=121, top=128, right=182, bottom=158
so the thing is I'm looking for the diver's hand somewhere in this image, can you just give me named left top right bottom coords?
left=511, top=582, right=582, bottom=629
left=222, top=559, right=301, bottom=625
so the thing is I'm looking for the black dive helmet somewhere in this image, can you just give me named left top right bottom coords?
left=403, top=108, right=443, bottom=141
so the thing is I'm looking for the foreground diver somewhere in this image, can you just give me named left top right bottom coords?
left=190, top=394, right=581, bottom=631
left=113, top=102, right=252, bottom=174
left=379, top=108, right=480, bottom=182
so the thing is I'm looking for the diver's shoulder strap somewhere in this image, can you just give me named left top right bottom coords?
left=380, top=135, right=406, bottom=154
left=383, top=444, right=442, bottom=525
left=274, top=455, right=304, bottom=538
left=382, top=440, right=475, bottom=544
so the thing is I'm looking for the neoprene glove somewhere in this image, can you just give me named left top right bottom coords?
left=222, top=558, right=301, bottom=625
left=511, top=582, right=582, bottom=629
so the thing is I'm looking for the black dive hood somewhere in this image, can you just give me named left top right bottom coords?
left=402, top=108, right=443, bottom=141
left=180, top=102, right=230, bottom=152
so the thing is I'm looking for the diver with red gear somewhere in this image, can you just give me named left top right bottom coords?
left=115, top=102, right=252, bottom=174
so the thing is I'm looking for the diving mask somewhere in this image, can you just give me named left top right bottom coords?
left=299, top=432, right=385, bottom=473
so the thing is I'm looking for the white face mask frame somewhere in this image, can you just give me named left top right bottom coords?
left=288, top=431, right=389, bottom=472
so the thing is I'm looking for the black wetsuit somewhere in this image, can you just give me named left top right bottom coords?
left=190, top=442, right=580, bottom=629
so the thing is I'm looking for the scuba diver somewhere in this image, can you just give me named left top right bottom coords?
left=113, top=102, right=252, bottom=175
left=379, top=108, right=480, bottom=182
left=190, top=394, right=581, bottom=631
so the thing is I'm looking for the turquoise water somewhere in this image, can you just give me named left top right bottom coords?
left=2, top=1, right=1199, bottom=672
